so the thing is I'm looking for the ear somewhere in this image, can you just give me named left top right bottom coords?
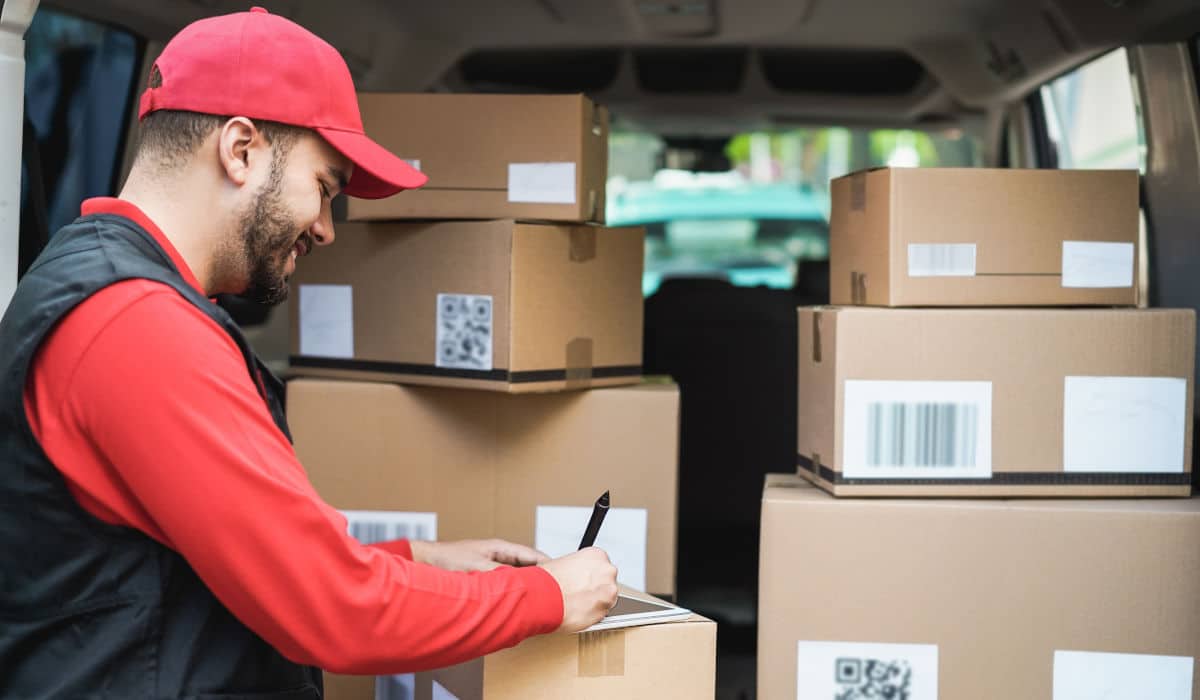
left=217, top=116, right=264, bottom=187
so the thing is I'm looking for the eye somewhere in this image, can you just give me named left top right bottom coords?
left=319, top=182, right=331, bottom=200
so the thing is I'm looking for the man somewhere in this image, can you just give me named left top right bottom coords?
left=0, top=7, right=618, bottom=698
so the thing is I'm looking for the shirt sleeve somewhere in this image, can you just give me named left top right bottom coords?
left=33, top=287, right=562, bottom=674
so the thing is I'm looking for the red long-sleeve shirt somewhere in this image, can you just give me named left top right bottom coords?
left=22, top=197, right=562, bottom=674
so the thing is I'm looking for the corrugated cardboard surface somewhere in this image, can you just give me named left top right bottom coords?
left=347, top=93, right=609, bottom=223
left=288, top=378, right=679, bottom=595
left=797, top=306, right=1195, bottom=496
left=830, top=167, right=1139, bottom=307
left=288, top=220, right=644, bottom=393
left=758, top=474, right=1200, bottom=699
left=325, top=608, right=716, bottom=700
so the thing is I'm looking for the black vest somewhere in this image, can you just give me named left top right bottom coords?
left=0, top=213, right=324, bottom=699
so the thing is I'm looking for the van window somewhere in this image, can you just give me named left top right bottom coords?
left=608, top=127, right=980, bottom=296
left=1038, top=48, right=1144, bottom=171
left=22, top=9, right=141, bottom=239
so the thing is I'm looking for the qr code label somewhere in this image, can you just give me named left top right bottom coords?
left=436, top=293, right=493, bottom=371
left=797, top=641, right=937, bottom=700
left=834, top=658, right=912, bottom=699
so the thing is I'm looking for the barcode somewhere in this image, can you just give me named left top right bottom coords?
left=342, top=511, right=438, bottom=545
left=866, top=402, right=978, bottom=468
left=908, top=243, right=976, bottom=277
left=375, top=673, right=415, bottom=700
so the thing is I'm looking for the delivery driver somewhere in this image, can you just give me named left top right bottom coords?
left=0, top=7, right=619, bottom=698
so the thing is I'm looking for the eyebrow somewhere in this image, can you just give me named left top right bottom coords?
left=326, top=165, right=349, bottom=191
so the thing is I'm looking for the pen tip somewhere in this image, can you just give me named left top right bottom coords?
left=600, top=490, right=610, bottom=504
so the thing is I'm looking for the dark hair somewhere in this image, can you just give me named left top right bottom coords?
left=135, top=110, right=306, bottom=171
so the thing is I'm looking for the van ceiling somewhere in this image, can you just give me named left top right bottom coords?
left=45, top=0, right=1200, bottom=135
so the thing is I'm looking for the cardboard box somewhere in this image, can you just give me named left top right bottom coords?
left=325, top=601, right=716, bottom=700
left=288, top=378, right=679, bottom=596
left=347, top=93, right=608, bottom=223
left=758, top=474, right=1200, bottom=700
left=289, top=220, right=644, bottom=393
left=829, top=167, right=1140, bottom=307
left=797, top=306, right=1195, bottom=496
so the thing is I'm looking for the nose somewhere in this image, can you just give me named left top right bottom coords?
left=310, top=202, right=336, bottom=247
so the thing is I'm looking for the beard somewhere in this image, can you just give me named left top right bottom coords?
left=227, top=156, right=305, bottom=307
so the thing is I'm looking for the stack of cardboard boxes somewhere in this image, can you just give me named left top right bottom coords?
left=760, top=167, right=1200, bottom=698
left=286, top=93, right=715, bottom=699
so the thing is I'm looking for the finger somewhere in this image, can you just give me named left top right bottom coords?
left=491, top=541, right=550, bottom=566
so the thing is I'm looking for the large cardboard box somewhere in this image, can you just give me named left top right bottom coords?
left=830, top=167, right=1139, bottom=307
left=288, top=378, right=679, bottom=596
left=347, top=93, right=608, bottom=223
left=797, top=306, right=1195, bottom=497
left=289, top=220, right=644, bottom=393
left=758, top=474, right=1200, bottom=700
left=325, top=600, right=716, bottom=700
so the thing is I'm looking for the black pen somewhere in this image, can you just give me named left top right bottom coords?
left=578, top=490, right=610, bottom=550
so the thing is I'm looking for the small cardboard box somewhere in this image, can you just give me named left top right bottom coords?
left=288, top=378, right=679, bottom=596
left=829, top=167, right=1139, bottom=307
left=797, top=306, right=1195, bottom=496
left=289, top=220, right=644, bottom=393
left=758, top=474, right=1200, bottom=700
left=325, top=598, right=716, bottom=700
left=347, top=93, right=608, bottom=223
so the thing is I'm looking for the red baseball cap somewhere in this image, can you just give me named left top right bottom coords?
left=138, top=6, right=426, bottom=199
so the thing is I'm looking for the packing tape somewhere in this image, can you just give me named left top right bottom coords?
left=565, top=337, right=594, bottom=387
left=570, top=226, right=597, bottom=262
left=578, top=629, right=626, bottom=677
left=850, top=172, right=867, bottom=212
left=812, top=311, right=823, bottom=363
left=850, top=271, right=867, bottom=305
left=586, top=189, right=599, bottom=222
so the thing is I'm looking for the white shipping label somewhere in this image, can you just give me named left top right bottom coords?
left=536, top=505, right=647, bottom=592
left=299, top=284, right=354, bottom=358
left=342, top=511, right=438, bottom=544
left=907, top=244, right=977, bottom=277
left=1062, top=241, right=1135, bottom=288
left=375, top=673, right=415, bottom=700
left=436, top=294, right=493, bottom=371
left=797, top=641, right=938, bottom=700
left=1054, top=650, right=1193, bottom=700
left=1063, top=376, right=1187, bottom=473
left=843, top=380, right=992, bottom=479
left=508, top=162, right=577, bottom=204
left=431, top=681, right=459, bottom=700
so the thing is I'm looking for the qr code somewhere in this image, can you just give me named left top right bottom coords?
left=834, top=657, right=912, bottom=700
left=436, top=294, right=493, bottom=370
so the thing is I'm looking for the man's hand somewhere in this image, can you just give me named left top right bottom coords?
left=539, top=547, right=619, bottom=633
left=409, top=539, right=549, bottom=572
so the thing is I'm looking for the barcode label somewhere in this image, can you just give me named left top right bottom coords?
left=1054, top=651, right=1193, bottom=700
left=342, top=510, right=438, bottom=545
left=797, top=640, right=938, bottom=700
left=843, top=380, right=992, bottom=479
left=908, top=244, right=976, bottom=277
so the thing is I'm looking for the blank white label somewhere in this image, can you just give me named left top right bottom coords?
left=299, top=284, right=354, bottom=359
left=431, top=681, right=458, bottom=700
left=1063, top=376, right=1187, bottom=473
left=508, top=162, right=577, bottom=204
left=375, top=673, right=415, bottom=700
left=342, top=511, right=438, bottom=544
left=436, top=293, right=493, bottom=371
left=1062, top=241, right=1134, bottom=288
left=843, top=380, right=992, bottom=479
left=1054, top=650, right=1193, bottom=700
left=536, top=505, right=647, bottom=591
left=797, top=641, right=938, bottom=700
left=908, top=244, right=977, bottom=277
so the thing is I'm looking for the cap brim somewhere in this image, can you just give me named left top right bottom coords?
left=316, top=127, right=428, bottom=199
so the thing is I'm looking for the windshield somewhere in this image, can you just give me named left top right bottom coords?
left=608, top=127, right=981, bottom=296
